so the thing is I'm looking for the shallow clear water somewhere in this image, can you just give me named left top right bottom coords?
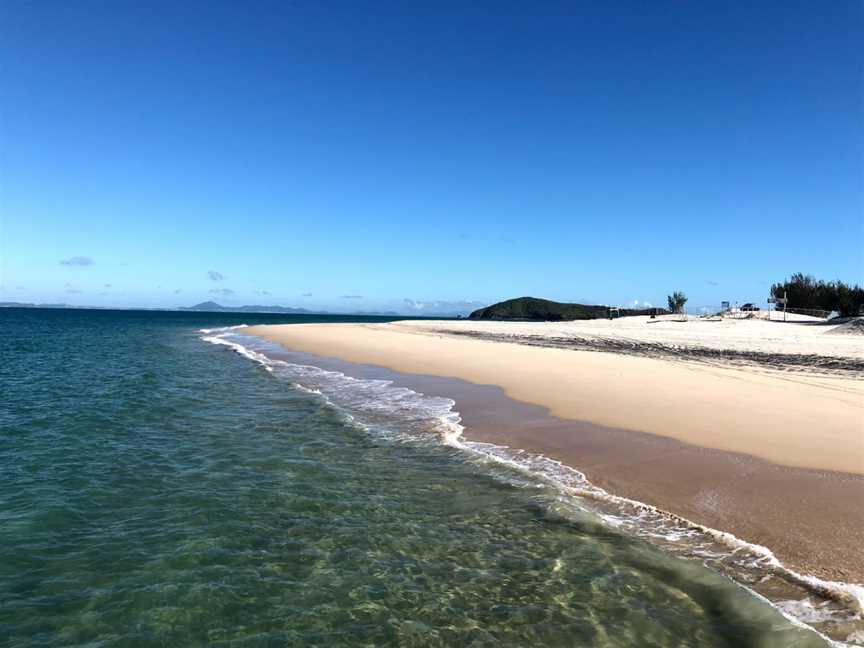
left=0, top=309, right=829, bottom=646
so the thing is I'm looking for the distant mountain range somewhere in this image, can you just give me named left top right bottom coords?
left=0, top=300, right=470, bottom=318
left=1, top=302, right=85, bottom=309
left=179, top=301, right=402, bottom=316
left=179, top=301, right=317, bottom=314
left=469, top=297, right=664, bottom=321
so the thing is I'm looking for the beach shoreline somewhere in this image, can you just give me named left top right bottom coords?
left=246, top=319, right=864, bottom=474
left=244, top=319, right=864, bottom=586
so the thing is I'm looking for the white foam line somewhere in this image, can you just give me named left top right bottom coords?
left=198, top=324, right=249, bottom=335
left=202, top=329, right=863, bottom=646
left=440, top=424, right=861, bottom=647
left=445, top=425, right=864, bottom=607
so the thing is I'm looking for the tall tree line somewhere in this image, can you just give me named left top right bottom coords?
left=770, top=273, right=863, bottom=317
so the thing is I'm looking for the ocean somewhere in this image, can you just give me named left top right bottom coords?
left=0, top=308, right=837, bottom=646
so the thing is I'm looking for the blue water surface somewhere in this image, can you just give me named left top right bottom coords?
left=0, top=308, right=826, bottom=647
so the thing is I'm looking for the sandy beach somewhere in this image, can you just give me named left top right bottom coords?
left=246, top=317, right=864, bottom=584
left=247, top=317, right=863, bottom=473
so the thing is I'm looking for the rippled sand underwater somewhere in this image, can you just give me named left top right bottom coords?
left=0, top=309, right=832, bottom=646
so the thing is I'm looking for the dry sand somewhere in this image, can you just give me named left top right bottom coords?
left=247, top=318, right=863, bottom=474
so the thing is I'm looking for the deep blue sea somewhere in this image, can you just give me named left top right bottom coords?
left=0, top=308, right=834, bottom=647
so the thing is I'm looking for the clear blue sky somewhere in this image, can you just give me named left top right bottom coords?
left=1, top=1, right=861, bottom=313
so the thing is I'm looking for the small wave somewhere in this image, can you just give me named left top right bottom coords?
left=201, top=330, right=459, bottom=441
left=201, top=328, right=862, bottom=646
left=198, top=324, right=249, bottom=335
left=446, top=436, right=864, bottom=616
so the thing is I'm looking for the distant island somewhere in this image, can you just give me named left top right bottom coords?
left=469, top=297, right=663, bottom=321
left=179, top=301, right=320, bottom=314
left=179, top=301, right=404, bottom=316
left=0, top=302, right=80, bottom=309
left=0, top=301, right=420, bottom=317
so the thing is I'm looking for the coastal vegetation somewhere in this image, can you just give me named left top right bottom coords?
left=468, top=297, right=662, bottom=321
left=666, top=291, right=688, bottom=314
left=770, top=273, right=864, bottom=317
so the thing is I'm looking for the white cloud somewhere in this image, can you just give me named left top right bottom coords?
left=626, top=299, right=652, bottom=309
left=400, top=299, right=484, bottom=315
left=208, top=270, right=225, bottom=281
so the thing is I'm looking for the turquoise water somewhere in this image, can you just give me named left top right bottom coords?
left=0, top=308, right=829, bottom=647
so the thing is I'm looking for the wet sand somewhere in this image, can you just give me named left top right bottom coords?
left=255, top=342, right=864, bottom=584
left=450, top=386, right=864, bottom=584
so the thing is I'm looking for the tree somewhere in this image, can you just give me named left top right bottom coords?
left=667, top=291, right=688, bottom=314
left=770, top=274, right=864, bottom=317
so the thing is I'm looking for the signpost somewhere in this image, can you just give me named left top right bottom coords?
left=768, top=291, right=788, bottom=321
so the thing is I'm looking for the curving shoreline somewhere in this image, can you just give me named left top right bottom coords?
left=246, top=319, right=863, bottom=474
left=244, top=318, right=864, bottom=588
